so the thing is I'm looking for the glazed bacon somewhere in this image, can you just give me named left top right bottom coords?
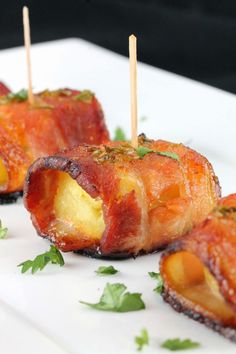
left=0, top=88, right=109, bottom=198
left=0, top=82, right=11, bottom=95
left=160, top=194, right=236, bottom=341
left=24, top=135, right=220, bottom=257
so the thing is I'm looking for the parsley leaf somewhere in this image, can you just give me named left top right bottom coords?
left=18, top=245, right=64, bottom=274
left=136, top=146, right=179, bottom=161
left=0, top=89, right=28, bottom=103
left=136, top=146, right=152, bottom=158
left=113, top=127, right=127, bottom=141
left=95, top=265, right=118, bottom=275
left=80, top=282, right=145, bottom=312
left=148, top=272, right=164, bottom=294
left=135, top=328, right=149, bottom=351
left=159, top=151, right=180, bottom=161
left=0, top=220, right=8, bottom=239
left=74, top=90, right=94, bottom=103
left=148, top=271, right=159, bottom=279
left=161, top=338, right=200, bottom=351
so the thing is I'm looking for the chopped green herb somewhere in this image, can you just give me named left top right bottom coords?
left=161, top=338, right=200, bottom=351
left=58, top=89, right=72, bottom=96
left=91, top=144, right=135, bottom=164
left=39, top=89, right=72, bottom=98
left=159, top=151, right=180, bottom=161
left=18, top=245, right=64, bottom=274
left=136, top=146, right=152, bottom=158
left=113, top=127, right=127, bottom=141
left=148, top=271, right=159, bottom=279
left=74, top=90, right=94, bottom=103
left=136, top=146, right=179, bottom=161
left=0, top=220, right=8, bottom=239
left=135, top=328, right=149, bottom=351
left=95, top=265, right=118, bottom=275
left=80, top=282, right=145, bottom=312
left=148, top=272, right=164, bottom=294
left=213, top=206, right=236, bottom=221
left=0, top=89, right=28, bottom=104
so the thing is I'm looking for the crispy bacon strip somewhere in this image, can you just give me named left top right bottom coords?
left=160, top=194, right=236, bottom=341
left=0, top=89, right=109, bottom=196
left=24, top=135, right=220, bottom=257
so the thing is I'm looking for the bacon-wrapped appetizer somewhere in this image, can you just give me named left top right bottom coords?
left=160, top=194, right=236, bottom=341
left=24, top=134, right=220, bottom=257
left=0, top=87, right=109, bottom=203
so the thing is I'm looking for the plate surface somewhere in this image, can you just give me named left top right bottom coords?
left=0, top=38, right=236, bottom=354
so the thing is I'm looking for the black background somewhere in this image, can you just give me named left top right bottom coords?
left=2, top=1, right=236, bottom=93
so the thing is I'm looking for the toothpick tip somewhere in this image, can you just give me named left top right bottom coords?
left=23, top=6, right=28, bottom=14
left=129, top=34, right=136, bottom=40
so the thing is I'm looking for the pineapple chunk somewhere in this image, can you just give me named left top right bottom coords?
left=165, top=251, right=234, bottom=321
left=119, top=173, right=138, bottom=196
left=118, top=170, right=143, bottom=199
left=0, top=158, right=8, bottom=187
left=54, top=172, right=105, bottom=240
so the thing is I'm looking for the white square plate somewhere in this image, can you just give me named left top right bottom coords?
left=0, top=38, right=236, bottom=354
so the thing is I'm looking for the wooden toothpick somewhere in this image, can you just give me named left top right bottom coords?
left=23, top=6, right=34, bottom=105
left=129, top=34, right=138, bottom=148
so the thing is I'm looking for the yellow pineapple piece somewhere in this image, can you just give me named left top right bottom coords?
left=54, top=172, right=105, bottom=240
left=0, top=158, right=8, bottom=188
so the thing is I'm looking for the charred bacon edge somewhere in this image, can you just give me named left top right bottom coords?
left=0, top=191, right=23, bottom=204
left=162, top=287, right=236, bottom=342
left=74, top=248, right=133, bottom=260
left=74, top=243, right=169, bottom=259
left=24, top=152, right=101, bottom=202
left=25, top=155, right=82, bottom=189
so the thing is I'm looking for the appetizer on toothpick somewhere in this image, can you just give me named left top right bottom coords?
left=24, top=135, right=220, bottom=256
left=160, top=194, right=236, bottom=341
left=0, top=7, right=109, bottom=203
left=24, top=35, right=220, bottom=257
